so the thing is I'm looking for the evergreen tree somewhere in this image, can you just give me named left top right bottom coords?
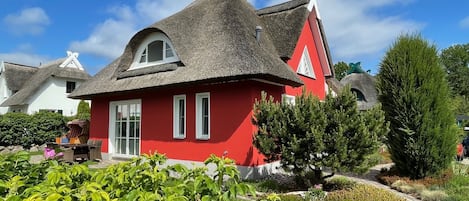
left=76, top=100, right=91, bottom=120
left=377, top=34, right=457, bottom=179
left=253, top=87, right=387, bottom=185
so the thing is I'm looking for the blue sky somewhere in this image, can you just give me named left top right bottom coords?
left=1, top=0, right=468, bottom=75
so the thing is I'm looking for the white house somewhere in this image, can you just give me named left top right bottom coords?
left=0, top=51, right=91, bottom=116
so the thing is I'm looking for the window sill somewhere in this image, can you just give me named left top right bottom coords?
left=196, top=136, right=210, bottom=141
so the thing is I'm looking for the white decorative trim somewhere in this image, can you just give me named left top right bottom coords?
left=60, top=51, right=84, bottom=70
left=173, top=94, right=186, bottom=139
left=307, top=0, right=321, bottom=19
left=196, top=92, right=210, bottom=140
left=282, top=94, right=296, bottom=105
left=297, top=46, right=316, bottom=79
left=130, top=32, right=180, bottom=70
left=108, top=99, right=142, bottom=158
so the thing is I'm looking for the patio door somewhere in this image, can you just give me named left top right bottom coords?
left=109, top=100, right=141, bottom=157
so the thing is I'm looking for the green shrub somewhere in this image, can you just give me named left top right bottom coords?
left=0, top=111, right=67, bottom=148
left=253, top=88, right=388, bottom=186
left=0, top=151, right=51, bottom=197
left=377, top=34, right=457, bottom=179
left=325, top=184, right=406, bottom=201
left=443, top=173, right=469, bottom=201
left=31, top=111, right=67, bottom=145
left=258, top=179, right=281, bottom=192
left=0, top=113, right=34, bottom=148
left=420, top=189, right=448, bottom=201
left=323, top=177, right=356, bottom=191
left=75, top=100, right=90, bottom=120
left=0, top=152, right=256, bottom=200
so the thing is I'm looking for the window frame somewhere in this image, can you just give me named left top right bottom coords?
left=173, top=94, right=186, bottom=139
left=196, top=92, right=210, bottom=140
left=130, top=32, right=179, bottom=70
left=297, top=46, right=316, bottom=79
left=66, top=81, right=76, bottom=93
left=282, top=94, right=296, bottom=105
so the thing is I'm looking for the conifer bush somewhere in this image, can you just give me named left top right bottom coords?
left=253, top=87, right=388, bottom=185
left=377, top=34, right=458, bottom=179
left=76, top=100, right=90, bottom=120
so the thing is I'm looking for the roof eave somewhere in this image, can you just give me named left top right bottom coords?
left=69, top=74, right=304, bottom=100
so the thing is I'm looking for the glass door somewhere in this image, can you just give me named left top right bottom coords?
left=112, top=100, right=141, bottom=156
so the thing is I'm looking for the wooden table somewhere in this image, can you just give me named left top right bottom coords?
left=47, top=143, right=90, bottom=162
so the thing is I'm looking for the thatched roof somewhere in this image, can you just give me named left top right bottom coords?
left=326, top=77, right=343, bottom=94
left=1, top=59, right=91, bottom=107
left=256, top=0, right=310, bottom=59
left=3, top=62, right=38, bottom=92
left=340, top=73, right=377, bottom=110
left=70, top=0, right=316, bottom=99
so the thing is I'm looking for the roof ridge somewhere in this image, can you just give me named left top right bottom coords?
left=256, top=0, right=309, bottom=16
left=4, top=62, right=37, bottom=69
left=39, top=57, right=66, bottom=68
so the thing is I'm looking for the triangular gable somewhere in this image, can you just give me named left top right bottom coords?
left=59, top=51, right=84, bottom=70
left=297, top=46, right=316, bottom=79
left=307, top=1, right=333, bottom=77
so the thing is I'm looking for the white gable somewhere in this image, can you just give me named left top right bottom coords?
left=297, top=46, right=316, bottom=79
left=59, top=51, right=84, bottom=70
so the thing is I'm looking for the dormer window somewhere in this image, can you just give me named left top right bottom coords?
left=130, top=32, right=179, bottom=70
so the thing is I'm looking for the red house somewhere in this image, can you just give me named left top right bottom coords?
left=70, top=0, right=336, bottom=178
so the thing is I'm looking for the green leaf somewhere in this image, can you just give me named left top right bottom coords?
left=45, top=193, right=62, bottom=201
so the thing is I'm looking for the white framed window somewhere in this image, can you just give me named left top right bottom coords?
left=297, top=46, right=316, bottom=79
left=173, top=95, right=186, bottom=139
left=282, top=94, right=296, bottom=105
left=196, top=92, right=210, bottom=140
left=109, top=99, right=141, bottom=157
left=130, top=32, right=179, bottom=70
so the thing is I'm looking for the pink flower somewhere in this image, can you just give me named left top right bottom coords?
left=44, top=147, right=56, bottom=159
left=314, top=184, right=323, bottom=190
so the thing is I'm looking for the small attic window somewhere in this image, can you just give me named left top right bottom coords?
left=130, top=32, right=179, bottom=70
left=297, top=46, right=316, bottom=79
left=351, top=88, right=366, bottom=102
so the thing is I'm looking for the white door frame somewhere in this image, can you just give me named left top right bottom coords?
left=108, top=99, right=142, bottom=158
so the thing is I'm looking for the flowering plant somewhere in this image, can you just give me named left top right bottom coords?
left=43, top=147, right=64, bottom=159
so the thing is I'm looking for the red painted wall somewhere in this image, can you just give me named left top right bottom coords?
left=89, top=81, right=283, bottom=166
left=285, top=17, right=326, bottom=99
left=89, top=97, right=110, bottom=152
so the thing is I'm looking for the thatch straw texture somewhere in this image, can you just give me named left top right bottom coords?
left=1, top=59, right=91, bottom=106
left=70, top=0, right=319, bottom=99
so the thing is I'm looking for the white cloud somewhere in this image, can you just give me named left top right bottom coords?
left=319, top=0, right=422, bottom=60
left=69, top=5, right=137, bottom=60
left=3, top=7, right=50, bottom=36
left=460, top=16, right=469, bottom=28
left=69, top=0, right=192, bottom=60
left=70, top=0, right=421, bottom=69
left=0, top=52, right=49, bottom=67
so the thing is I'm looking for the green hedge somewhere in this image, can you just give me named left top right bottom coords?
left=0, top=152, right=255, bottom=200
left=0, top=111, right=68, bottom=148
